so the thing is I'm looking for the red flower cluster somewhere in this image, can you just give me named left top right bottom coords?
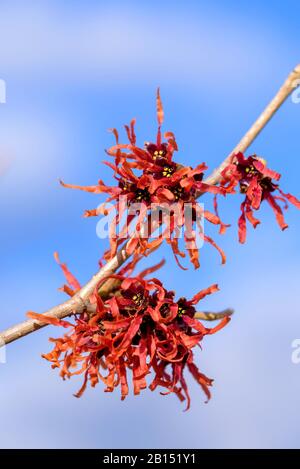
left=219, top=152, right=300, bottom=243
left=28, top=257, right=230, bottom=410
left=61, top=90, right=227, bottom=269
left=27, top=89, right=300, bottom=411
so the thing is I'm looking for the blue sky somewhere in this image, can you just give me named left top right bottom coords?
left=0, top=0, right=300, bottom=449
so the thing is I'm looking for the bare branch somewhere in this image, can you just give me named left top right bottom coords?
left=1, top=64, right=299, bottom=346
left=194, top=308, right=234, bottom=321
left=0, top=252, right=128, bottom=345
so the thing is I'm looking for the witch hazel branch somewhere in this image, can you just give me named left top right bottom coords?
left=1, top=65, right=300, bottom=409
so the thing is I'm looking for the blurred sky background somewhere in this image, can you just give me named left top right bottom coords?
left=0, top=0, right=300, bottom=449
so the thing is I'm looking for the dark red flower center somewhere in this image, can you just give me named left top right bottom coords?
left=177, top=297, right=195, bottom=318
left=118, top=179, right=135, bottom=192
left=239, top=175, right=277, bottom=195
left=131, top=291, right=144, bottom=306
left=145, top=142, right=168, bottom=162
left=243, top=164, right=258, bottom=177
left=133, top=188, right=151, bottom=203
left=122, top=285, right=148, bottom=307
left=161, top=165, right=174, bottom=178
left=152, top=163, right=176, bottom=180
left=193, top=173, right=204, bottom=182
left=119, top=180, right=151, bottom=203
left=172, top=184, right=185, bottom=200
left=260, top=177, right=276, bottom=193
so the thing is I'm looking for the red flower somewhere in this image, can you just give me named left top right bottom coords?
left=219, top=153, right=300, bottom=243
left=60, top=90, right=227, bottom=269
left=28, top=257, right=230, bottom=410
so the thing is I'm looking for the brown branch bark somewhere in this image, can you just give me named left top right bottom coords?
left=1, top=64, right=299, bottom=346
left=194, top=308, right=234, bottom=321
